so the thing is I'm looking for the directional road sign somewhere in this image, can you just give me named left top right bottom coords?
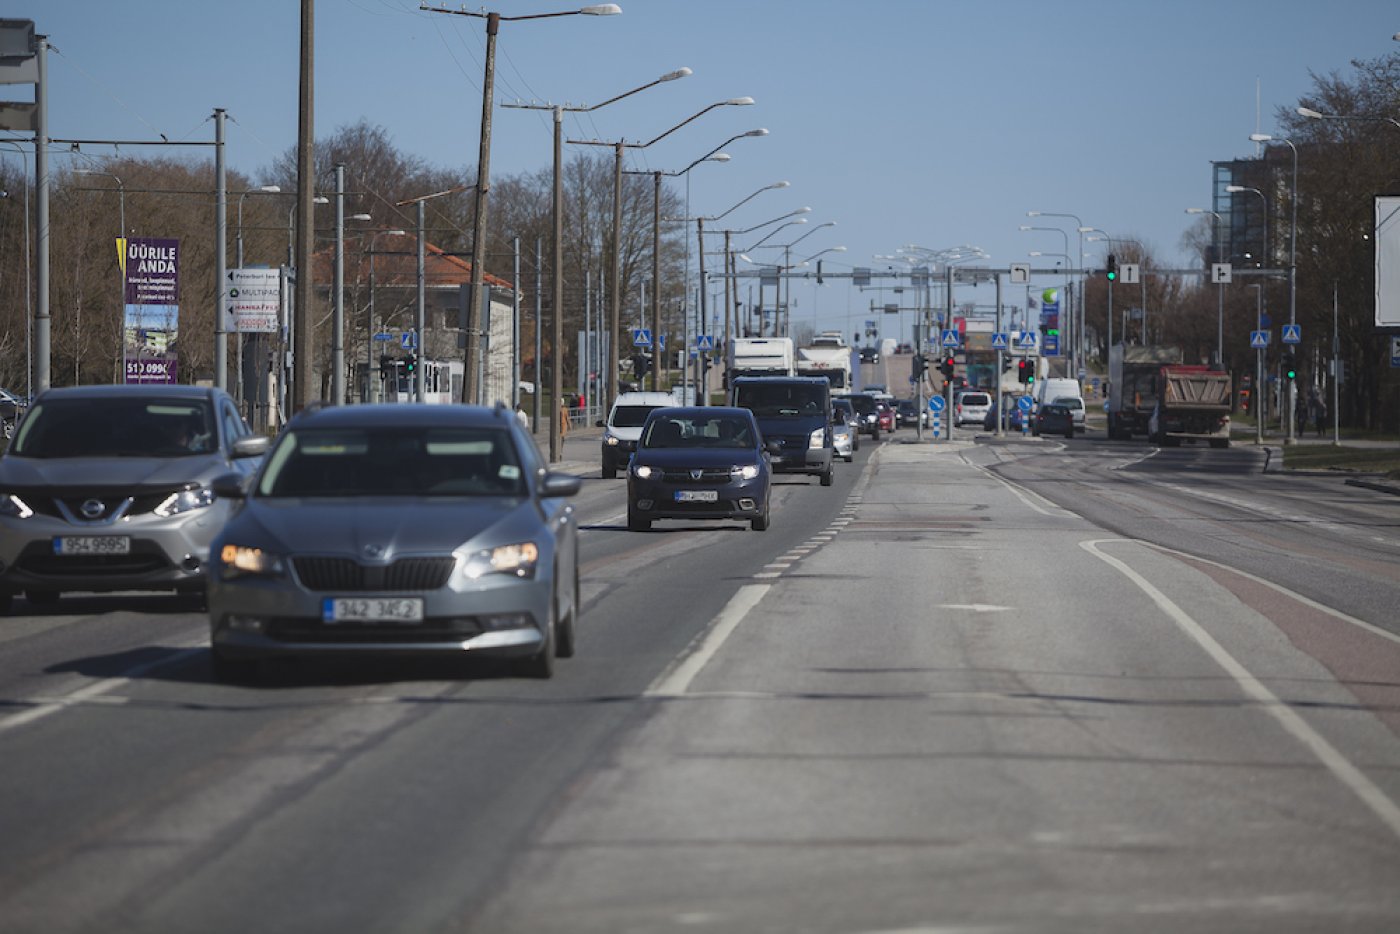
left=1119, top=263, right=1140, bottom=285
left=991, top=332, right=1009, bottom=350
left=1250, top=330, right=1270, bottom=349
left=940, top=329, right=960, bottom=348
left=1017, top=395, right=1034, bottom=412
left=927, top=395, right=946, bottom=412
left=372, top=332, right=395, bottom=342
left=632, top=328, right=652, bottom=347
left=226, top=268, right=281, bottom=333
left=1211, top=263, right=1232, bottom=284
left=1282, top=324, right=1302, bottom=344
left=1009, top=263, right=1030, bottom=284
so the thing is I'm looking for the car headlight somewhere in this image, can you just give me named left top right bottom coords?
left=732, top=464, right=760, bottom=481
left=632, top=464, right=654, bottom=479
left=154, top=486, right=217, bottom=518
left=604, top=433, right=620, bottom=446
left=808, top=428, right=825, bottom=450
left=0, top=493, right=34, bottom=519
left=464, top=541, right=539, bottom=580
left=217, top=544, right=286, bottom=580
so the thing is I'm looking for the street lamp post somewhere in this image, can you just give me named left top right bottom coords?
left=570, top=92, right=754, bottom=418
left=1249, top=132, right=1300, bottom=444
left=366, top=228, right=407, bottom=403
left=421, top=2, right=622, bottom=406
left=1028, top=211, right=1084, bottom=374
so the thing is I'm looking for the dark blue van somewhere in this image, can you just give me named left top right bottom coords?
left=730, top=376, right=834, bottom=487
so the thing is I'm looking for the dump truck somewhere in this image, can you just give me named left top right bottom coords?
left=1106, top=344, right=1182, bottom=440
left=1147, top=364, right=1232, bottom=448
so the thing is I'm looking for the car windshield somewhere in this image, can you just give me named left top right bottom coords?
left=9, top=397, right=216, bottom=458
left=642, top=415, right=754, bottom=449
left=960, top=393, right=991, bottom=406
left=846, top=395, right=877, bottom=416
left=610, top=405, right=662, bottom=428
left=257, top=426, right=525, bottom=498
left=734, top=384, right=826, bottom=418
left=1054, top=397, right=1083, bottom=410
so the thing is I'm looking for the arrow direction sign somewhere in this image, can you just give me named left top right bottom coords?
left=1009, top=263, right=1030, bottom=284
left=1281, top=324, right=1302, bottom=344
left=1211, top=262, right=1232, bottom=284
left=1120, top=263, right=1140, bottom=285
left=225, top=268, right=281, bottom=333
left=1250, top=330, right=1270, bottom=349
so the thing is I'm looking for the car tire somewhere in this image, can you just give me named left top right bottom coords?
left=627, top=502, right=651, bottom=532
left=211, top=649, right=263, bottom=685
left=0, top=591, right=11, bottom=616
left=555, top=567, right=578, bottom=659
left=513, top=608, right=556, bottom=679
left=601, top=459, right=617, bottom=480
left=25, top=589, right=59, bottom=606
left=872, top=427, right=880, bottom=441
left=1065, top=428, right=1074, bottom=439
left=820, top=464, right=834, bottom=487
left=751, top=501, right=770, bottom=531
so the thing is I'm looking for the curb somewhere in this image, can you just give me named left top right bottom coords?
left=1343, top=477, right=1400, bottom=497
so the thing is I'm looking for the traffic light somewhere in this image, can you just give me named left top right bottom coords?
left=405, top=353, right=417, bottom=374
left=940, top=354, right=955, bottom=380
left=1283, top=350, right=1297, bottom=381
left=912, top=353, right=926, bottom=378
left=1106, top=253, right=1118, bottom=282
left=1017, top=359, right=1031, bottom=384
left=816, top=260, right=823, bottom=285
left=378, top=354, right=392, bottom=379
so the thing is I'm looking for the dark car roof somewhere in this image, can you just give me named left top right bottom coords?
left=289, top=403, right=516, bottom=431
left=34, top=384, right=228, bottom=403
left=644, top=405, right=755, bottom=422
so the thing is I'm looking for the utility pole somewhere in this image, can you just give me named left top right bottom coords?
left=292, top=0, right=316, bottom=410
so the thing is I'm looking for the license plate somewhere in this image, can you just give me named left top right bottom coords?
left=54, top=536, right=131, bottom=556
left=322, top=597, right=424, bottom=624
left=675, top=490, right=718, bottom=503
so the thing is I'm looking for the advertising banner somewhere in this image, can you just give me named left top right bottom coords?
left=124, top=303, right=179, bottom=384
left=121, top=237, right=179, bottom=305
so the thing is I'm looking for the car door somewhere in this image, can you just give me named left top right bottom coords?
left=516, top=421, right=576, bottom=620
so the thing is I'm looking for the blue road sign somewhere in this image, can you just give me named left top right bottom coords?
left=696, top=334, right=714, bottom=350
left=1250, top=330, right=1270, bottom=349
left=632, top=328, right=652, bottom=347
left=1282, top=324, right=1302, bottom=344
left=991, top=332, right=1009, bottom=350
left=928, top=395, right=946, bottom=412
left=1043, top=333, right=1060, bottom=356
left=372, top=332, right=394, bottom=342
left=940, top=329, right=960, bottom=348
left=1015, top=330, right=1039, bottom=350
left=1017, top=395, right=1034, bottom=412
left=400, top=331, right=417, bottom=350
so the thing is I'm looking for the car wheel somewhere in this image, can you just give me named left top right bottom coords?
left=25, top=589, right=59, bottom=606
left=844, top=452, right=854, bottom=463
left=601, top=460, right=617, bottom=480
left=751, top=501, right=770, bottom=531
left=555, top=567, right=578, bottom=659
left=820, top=464, right=834, bottom=487
left=872, top=427, right=880, bottom=441
left=627, top=502, right=651, bottom=532
left=513, top=606, right=556, bottom=679
left=211, top=648, right=263, bottom=685
left=0, top=591, right=11, bottom=616
left=1065, top=428, right=1074, bottom=439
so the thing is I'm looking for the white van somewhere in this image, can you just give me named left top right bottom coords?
left=600, top=391, right=675, bottom=478
left=1034, top=378, right=1084, bottom=433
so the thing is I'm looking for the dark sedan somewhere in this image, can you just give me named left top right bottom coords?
left=627, top=407, right=771, bottom=532
left=1034, top=402, right=1076, bottom=439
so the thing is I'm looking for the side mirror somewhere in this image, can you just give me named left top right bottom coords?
left=764, top=440, right=782, bottom=456
left=211, top=472, right=247, bottom=499
left=232, top=436, right=271, bottom=459
left=539, top=471, right=582, bottom=498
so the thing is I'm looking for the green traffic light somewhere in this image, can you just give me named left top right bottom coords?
left=1106, top=271, right=1116, bottom=282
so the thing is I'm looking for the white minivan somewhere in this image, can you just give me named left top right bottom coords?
left=600, top=391, right=676, bottom=478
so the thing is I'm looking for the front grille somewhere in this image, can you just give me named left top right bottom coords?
left=265, top=616, right=485, bottom=644
left=658, top=467, right=734, bottom=484
left=16, top=541, right=172, bottom=578
left=20, top=488, right=188, bottom=522
left=292, top=556, right=456, bottom=592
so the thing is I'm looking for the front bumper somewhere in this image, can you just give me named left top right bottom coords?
left=0, top=505, right=226, bottom=594
left=208, top=564, right=553, bottom=660
left=628, top=476, right=768, bottom=521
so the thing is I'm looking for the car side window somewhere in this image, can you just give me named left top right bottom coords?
left=514, top=421, right=545, bottom=482
left=221, top=403, right=247, bottom=446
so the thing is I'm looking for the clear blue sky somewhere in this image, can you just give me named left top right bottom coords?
left=13, top=0, right=1399, bottom=339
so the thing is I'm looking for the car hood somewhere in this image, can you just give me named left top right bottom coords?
left=231, top=496, right=538, bottom=558
left=0, top=454, right=229, bottom=491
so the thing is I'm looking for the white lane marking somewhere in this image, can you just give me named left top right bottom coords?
left=1142, top=542, right=1400, bottom=648
left=967, top=460, right=1069, bottom=518
left=938, top=604, right=1014, bottom=614
left=0, top=643, right=206, bottom=735
left=752, top=572, right=781, bottom=579
left=580, top=511, right=628, bottom=530
left=1081, top=538, right=1400, bottom=841
left=646, top=583, right=770, bottom=697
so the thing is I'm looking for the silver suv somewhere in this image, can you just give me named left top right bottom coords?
left=0, top=385, right=268, bottom=613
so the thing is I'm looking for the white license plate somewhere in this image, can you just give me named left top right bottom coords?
left=322, top=597, right=424, bottom=624
left=675, top=490, right=718, bottom=503
left=54, top=536, right=131, bottom=556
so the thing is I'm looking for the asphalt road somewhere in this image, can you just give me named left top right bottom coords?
left=3, top=427, right=1399, bottom=933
